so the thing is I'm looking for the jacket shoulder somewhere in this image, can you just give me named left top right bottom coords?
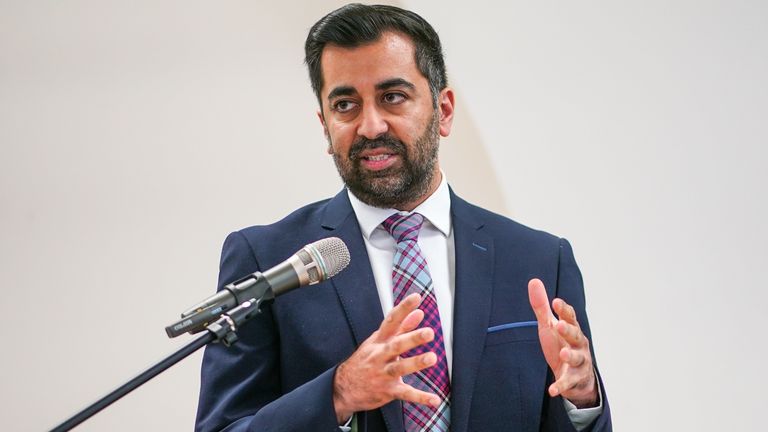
left=452, top=195, right=562, bottom=249
left=220, top=196, right=343, bottom=272
left=237, top=197, right=332, bottom=242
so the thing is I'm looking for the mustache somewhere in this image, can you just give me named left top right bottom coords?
left=348, top=135, right=407, bottom=161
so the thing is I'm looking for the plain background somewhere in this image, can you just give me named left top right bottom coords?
left=1, top=1, right=766, bottom=430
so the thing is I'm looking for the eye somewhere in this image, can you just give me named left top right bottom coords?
left=382, top=92, right=406, bottom=105
left=332, top=100, right=357, bottom=113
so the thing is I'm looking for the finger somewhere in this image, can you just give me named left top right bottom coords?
left=552, top=298, right=580, bottom=329
left=398, top=309, right=425, bottom=334
left=556, top=320, right=586, bottom=348
left=393, top=383, right=441, bottom=408
left=548, top=367, right=567, bottom=397
left=384, top=352, right=437, bottom=378
left=550, top=368, right=588, bottom=397
left=548, top=365, right=579, bottom=397
left=379, top=293, right=422, bottom=340
left=528, top=279, right=556, bottom=326
left=386, top=327, right=435, bottom=357
left=548, top=382, right=560, bottom=397
left=559, top=347, right=586, bottom=368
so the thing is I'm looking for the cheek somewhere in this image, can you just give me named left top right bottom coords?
left=389, top=119, right=420, bottom=145
left=327, top=123, right=356, bottom=153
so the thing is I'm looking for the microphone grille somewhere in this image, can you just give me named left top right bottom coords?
left=309, top=237, right=351, bottom=279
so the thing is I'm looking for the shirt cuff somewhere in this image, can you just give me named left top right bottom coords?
left=562, top=373, right=604, bottom=431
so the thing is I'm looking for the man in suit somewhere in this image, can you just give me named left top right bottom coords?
left=196, top=4, right=611, bottom=432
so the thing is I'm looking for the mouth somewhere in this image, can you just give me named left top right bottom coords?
left=358, top=151, right=399, bottom=171
left=349, top=136, right=406, bottom=172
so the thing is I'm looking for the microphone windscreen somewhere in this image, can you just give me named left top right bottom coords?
left=308, top=237, right=350, bottom=279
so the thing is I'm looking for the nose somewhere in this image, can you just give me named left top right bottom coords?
left=356, top=104, right=389, bottom=139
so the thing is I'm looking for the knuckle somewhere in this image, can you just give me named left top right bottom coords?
left=386, top=339, right=402, bottom=354
left=559, top=376, right=576, bottom=390
left=422, top=352, right=436, bottom=366
left=572, top=325, right=583, bottom=338
left=394, top=386, right=411, bottom=401
left=574, top=353, right=585, bottom=367
left=385, top=363, right=400, bottom=378
left=575, top=332, right=586, bottom=346
left=565, top=324, right=575, bottom=336
left=573, top=378, right=589, bottom=390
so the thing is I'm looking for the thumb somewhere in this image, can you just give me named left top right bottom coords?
left=528, top=278, right=556, bottom=326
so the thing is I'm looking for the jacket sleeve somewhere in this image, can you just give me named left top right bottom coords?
left=194, top=231, right=341, bottom=432
left=540, top=238, right=612, bottom=432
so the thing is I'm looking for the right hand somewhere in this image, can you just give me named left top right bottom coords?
left=332, top=293, right=441, bottom=423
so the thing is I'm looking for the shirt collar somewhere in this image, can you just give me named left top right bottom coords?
left=347, top=171, right=452, bottom=240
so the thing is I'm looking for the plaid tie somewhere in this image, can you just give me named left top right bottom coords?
left=382, top=212, right=450, bottom=432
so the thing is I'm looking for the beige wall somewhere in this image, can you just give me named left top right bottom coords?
left=1, top=1, right=765, bottom=430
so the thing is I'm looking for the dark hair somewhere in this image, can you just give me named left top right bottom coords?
left=304, top=3, right=447, bottom=106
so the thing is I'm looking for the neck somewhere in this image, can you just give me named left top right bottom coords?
left=393, top=170, right=442, bottom=212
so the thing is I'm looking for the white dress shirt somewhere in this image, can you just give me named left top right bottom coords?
left=345, top=173, right=602, bottom=431
left=348, top=174, right=456, bottom=375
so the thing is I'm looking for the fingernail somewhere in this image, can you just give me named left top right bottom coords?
left=431, top=397, right=440, bottom=407
left=423, top=352, right=436, bottom=365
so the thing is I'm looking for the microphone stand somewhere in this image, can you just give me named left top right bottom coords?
left=50, top=292, right=273, bottom=432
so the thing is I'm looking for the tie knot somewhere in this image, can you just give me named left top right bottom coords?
left=382, top=212, right=424, bottom=243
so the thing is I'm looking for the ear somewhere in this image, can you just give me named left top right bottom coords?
left=437, top=88, right=455, bottom=137
left=316, top=110, right=333, bottom=154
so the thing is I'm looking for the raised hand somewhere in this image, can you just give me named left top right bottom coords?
left=332, top=293, right=441, bottom=423
left=528, top=278, right=598, bottom=408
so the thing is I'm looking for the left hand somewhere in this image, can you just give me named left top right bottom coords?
left=528, top=278, right=598, bottom=408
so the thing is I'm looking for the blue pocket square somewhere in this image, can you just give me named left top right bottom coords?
left=487, top=321, right=538, bottom=333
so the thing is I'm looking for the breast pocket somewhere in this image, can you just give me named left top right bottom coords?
left=471, top=321, right=547, bottom=432
left=484, top=321, right=539, bottom=346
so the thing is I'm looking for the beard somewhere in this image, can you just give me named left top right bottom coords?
left=331, top=111, right=440, bottom=209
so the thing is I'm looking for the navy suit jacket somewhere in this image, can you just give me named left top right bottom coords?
left=195, top=189, right=611, bottom=432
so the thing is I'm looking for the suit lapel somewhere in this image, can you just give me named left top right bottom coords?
left=449, top=191, right=495, bottom=432
left=319, top=189, right=495, bottom=432
left=321, top=190, right=404, bottom=432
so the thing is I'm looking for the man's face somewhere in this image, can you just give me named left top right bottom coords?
left=317, top=31, right=454, bottom=210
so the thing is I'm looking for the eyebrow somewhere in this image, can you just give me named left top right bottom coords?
left=327, top=85, right=356, bottom=101
left=375, top=78, right=415, bottom=92
left=326, top=78, right=417, bottom=102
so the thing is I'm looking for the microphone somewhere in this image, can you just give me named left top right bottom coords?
left=165, top=237, right=350, bottom=338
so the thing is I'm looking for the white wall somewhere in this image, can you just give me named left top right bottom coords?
left=1, top=1, right=765, bottom=430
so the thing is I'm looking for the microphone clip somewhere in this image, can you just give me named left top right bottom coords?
left=203, top=294, right=272, bottom=347
left=164, top=272, right=274, bottom=339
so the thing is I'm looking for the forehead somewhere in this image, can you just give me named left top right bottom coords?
left=319, top=32, right=427, bottom=97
